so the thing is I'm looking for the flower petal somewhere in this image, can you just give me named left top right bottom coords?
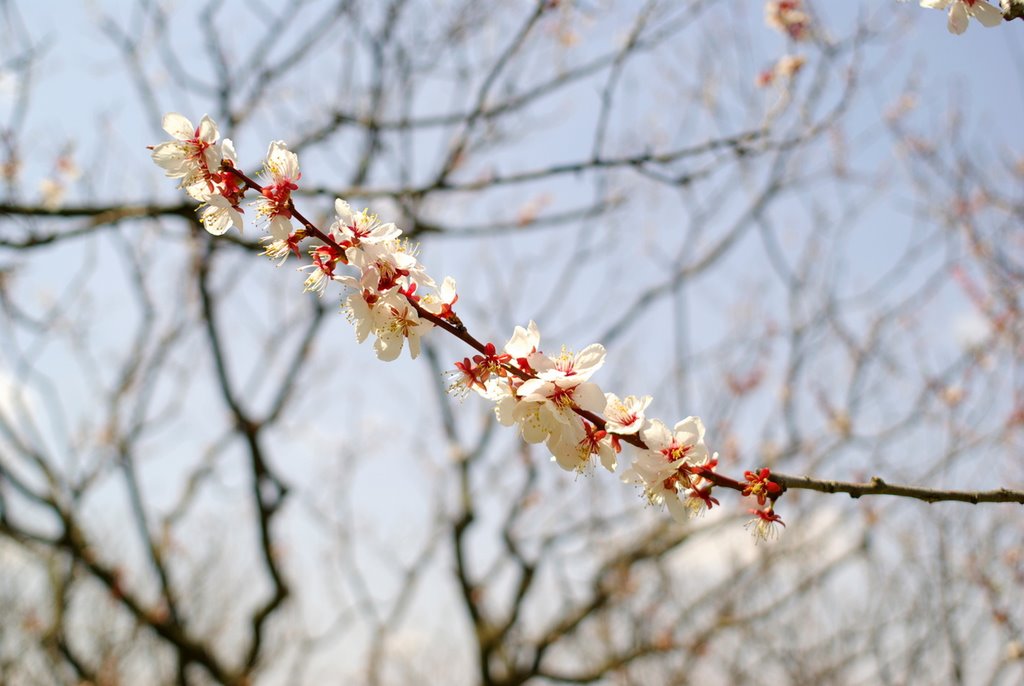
left=201, top=211, right=232, bottom=236
left=673, top=416, right=706, bottom=443
left=150, top=141, right=188, bottom=176
left=665, top=492, right=689, bottom=522
left=196, top=115, right=219, bottom=143
left=268, top=216, right=292, bottom=241
left=373, top=331, right=404, bottom=361
left=947, top=3, right=970, bottom=33
left=516, top=378, right=549, bottom=399
left=640, top=419, right=671, bottom=450
left=969, top=1, right=1004, bottom=27
left=573, top=343, right=606, bottom=375
left=161, top=112, right=194, bottom=140
left=335, top=198, right=355, bottom=222
left=573, top=382, right=607, bottom=414
left=222, top=138, right=237, bottom=164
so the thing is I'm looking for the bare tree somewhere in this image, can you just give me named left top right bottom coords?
left=0, top=1, right=1021, bottom=684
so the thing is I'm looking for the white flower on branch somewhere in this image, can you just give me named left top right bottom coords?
left=920, top=0, right=1003, bottom=33
left=149, top=113, right=223, bottom=200
left=254, top=141, right=300, bottom=240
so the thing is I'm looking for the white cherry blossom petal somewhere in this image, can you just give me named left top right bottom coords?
left=948, top=2, right=970, bottom=32
left=571, top=382, right=606, bottom=414
left=970, top=0, right=1003, bottom=26
left=162, top=112, right=195, bottom=139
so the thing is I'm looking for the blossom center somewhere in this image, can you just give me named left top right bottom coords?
left=662, top=443, right=690, bottom=463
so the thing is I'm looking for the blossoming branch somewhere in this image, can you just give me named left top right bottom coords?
left=148, top=113, right=1024, bottom=543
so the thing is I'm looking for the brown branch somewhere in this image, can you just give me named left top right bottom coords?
left=10, top=514, right=240, bottom=685
left=0, top=202, right=194, bottom=248
left=771, top=473, right=1024, bottom=505
left=194, top=231, right=291, bottom=675
left=300, top=129, right=764, bottom=199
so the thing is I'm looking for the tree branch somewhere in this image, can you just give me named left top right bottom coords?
left=772, top=473, right=1024, bottom=505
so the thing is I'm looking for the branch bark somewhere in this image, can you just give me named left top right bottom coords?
left=772, top=473, right=1024, bottom=505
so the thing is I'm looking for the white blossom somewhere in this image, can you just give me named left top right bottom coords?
left=603, top=393, right=651, bottom=435
left=254, top=141, right=300, bottom=240
left=150, top=113, right=223, bottom=199
left=920, top=0, right=1003, bottom=34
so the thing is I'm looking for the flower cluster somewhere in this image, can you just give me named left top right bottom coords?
left=454, top=330, right=723, bottom=515
left=149, top=113, right=787, bottom=539
left=148, top=113, right=245, bottom=235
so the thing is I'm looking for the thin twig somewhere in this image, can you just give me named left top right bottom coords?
left=771, top=473, right=1024, bottom=505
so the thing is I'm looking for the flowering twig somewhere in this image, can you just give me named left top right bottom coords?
left=149, top=112, right=1022, bottom=544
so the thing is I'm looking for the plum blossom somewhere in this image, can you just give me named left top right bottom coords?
left=339, top=268, right=385, bottom=343
left=198, top=139, right=245, bottom=235
left=331, top=199, right=402, bottom=256
left=682, top=453, right=720, bottom=517
left=448, top=342, right=513, bottom=400
left=301, top=244, right=343, bottom=295
left=920, top=0, right=1003, bottom=33
left=530, top=343, right=605, bottom=384
left=506, top=340, right=608, bottom=443
left=254, top=141, right=300, bottom=240
left=474, top=323, right=546, bottom=436
left=491, top=386, right=552, bottom=444
left=449, top=356, right=491, bottom=399
left=149, top=118, right=245, bottom=235
left=260, top=232, right=303, bottom=266
left=603, top=393, right=651, bottom=435
left=149, top=113, right=223, bottom=199
left=543, top=415, right=620, bottom=473
left=742, top=468, right=782, bottom=506
left=421, top=276, right=459, bottom=322
left=623, top=448, right=690, bottom=521
left=201, top=194, right=244, bottom=235
left=349, top=240, right=433, bottom=293
left=685, top=484, right=720, bottom=518
left=623, top=417, right=711, bottom=521
left=517, top=374, right=606, bottom=435
left=332, top=236, right=431, bottom=361
left=746, top=507, right=786, bottom=542
left=641, top=416, right=709, bottom=465
left=504, top=320, right=541, bottom=373
left=372, top=294, right=433, bottom=361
